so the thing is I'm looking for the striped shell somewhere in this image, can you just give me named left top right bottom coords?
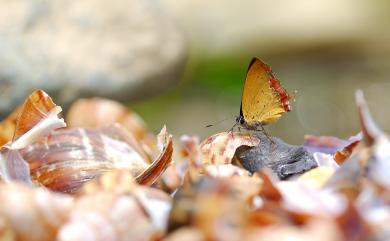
left=200, top=132, right=260, bottom=165
left=18, top=125, right=172, bottom=193
left=0, top=90, right=173, bottom=193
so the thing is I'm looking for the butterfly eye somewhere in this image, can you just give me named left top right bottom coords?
left=239, top=116, right=245, bottom=124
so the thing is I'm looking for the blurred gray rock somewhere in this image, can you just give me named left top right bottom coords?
left=0, top=0, right=186, bottom=116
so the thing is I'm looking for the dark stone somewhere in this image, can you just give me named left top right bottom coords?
left=235, top=133, right=318, bottom=179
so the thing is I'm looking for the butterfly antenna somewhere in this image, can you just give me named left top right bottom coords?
left=205, top=117, right=233, bottom=128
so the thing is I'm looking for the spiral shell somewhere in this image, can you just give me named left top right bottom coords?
left=0, top=90, right=173, bottom=193
left=18, top=125, right=172, bottom=193
left=67, top=98, right=157, bottom=155
left=20, top=126, right=148, bottom=193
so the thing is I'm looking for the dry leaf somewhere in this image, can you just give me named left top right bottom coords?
left=304, top=134, right=361, bottom=155
left=333, top=140, right=360, bottom=165
left=326, top=91, right=390, bottom=193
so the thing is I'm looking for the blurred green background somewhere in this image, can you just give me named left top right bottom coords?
left=2, top=0, right=390, bottom=145
left=132, top=0, right=390, bottom=144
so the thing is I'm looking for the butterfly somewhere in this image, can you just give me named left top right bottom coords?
left=236, top=58, right=292, bottom=130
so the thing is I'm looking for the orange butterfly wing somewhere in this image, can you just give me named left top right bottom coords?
left=241, top=58, right=291, bottom=127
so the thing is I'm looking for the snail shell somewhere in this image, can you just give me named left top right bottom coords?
left=0, top=90, right=173, bottom=193
left=19, top=126, right=148, bottom=193
left=19, top=125, right=173, bottom=193
left=200, top=132, right=259, bottom=165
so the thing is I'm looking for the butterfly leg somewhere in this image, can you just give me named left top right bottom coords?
left=246, top=128, right=259, bottom=145
left=258, top=124, right=275, bottom=145
left=229, top=122, right=238, bottom=138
